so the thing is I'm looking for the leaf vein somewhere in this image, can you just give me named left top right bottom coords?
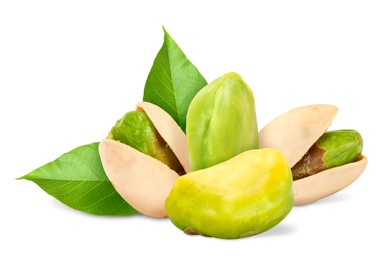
left=77, top=189, right=121, bottom=210
left=53, top=180, right=87, bottom=197
left=67, top=181, right=105, bottom=203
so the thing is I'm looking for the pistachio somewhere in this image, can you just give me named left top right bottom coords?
left=186, top=72, right=259, bottom=171
left=165, top=148, right=293, bottom=239
left=292, top=130, right=363, bottom=180
left=259, top=104, right=367, bottom=205
left=137, top=102, right=190, bottom=173
left=107, top=110, right=185, bottom=175
left=99, top=101, right=190, bottom=218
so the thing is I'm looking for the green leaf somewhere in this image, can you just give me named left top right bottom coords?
left=18, top=143, right=138, bottom=216
left=143, top=27, right=207, bottom=132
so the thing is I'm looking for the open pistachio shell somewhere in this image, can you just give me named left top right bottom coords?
left=258, top=104, right=338, bottom=167
left=99, top=139, right=179, bottom=218
left=136, top=102, right=191, bottom=173
left=293, top=156, right=367, bottom=205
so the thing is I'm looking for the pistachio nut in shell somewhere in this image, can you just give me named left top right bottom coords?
left=165, top=148, right=293, bottom=239
left=258, top=104, right=367, bottom=205
left=258, top=104, right=338, bottom=167
left=102, top=102, right=190, bottom=218
left=99, top=139, right=179, bottom=218
left=294, top=156, right=367, bottom=205
left=186, top=72, right=259, bottom=171
left=107, top=110, right=185, bottom=175
left=292, top=130, right=364, bottom=180
left=136, top=102, right=190, bottom=173
left=107, top=101, right=190, bottom=175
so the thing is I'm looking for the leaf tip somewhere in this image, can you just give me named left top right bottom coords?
left=16, top=171, right=35, bottom=181
left=16, top=175, right=26, bottom=181
left=162, top=26, right=173, bottom=42
left=162, top=25, right=168, bottom=35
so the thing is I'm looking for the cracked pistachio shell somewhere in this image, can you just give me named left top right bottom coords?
left=99, top=139, right=179, bottom=218
left=186, top=72, right=259, bottom=171
left=293, top=156, right=367, bottom=205
left=258, top=104, right=338, bottom=168
left=137, top=102, right=190, bottom=173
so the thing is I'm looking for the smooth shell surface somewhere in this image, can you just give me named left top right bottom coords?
left=293, top=156, right=367, bottom=205
left=99, top=139, right=179, bottom=218
left=258, top=104, right=338, bottom=167
left=137, top=102, right=191, bottom=173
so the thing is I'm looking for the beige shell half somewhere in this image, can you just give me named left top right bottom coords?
left=293, top=156, right=367, bottom=205
left=99, top=139, right=179, bottom=218
left=136, top=101, right=191, bottom=173
left=258, top=104, right=338, bottom=167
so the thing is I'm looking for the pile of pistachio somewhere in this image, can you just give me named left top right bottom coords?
left=99, top=72, right=367, bottom=239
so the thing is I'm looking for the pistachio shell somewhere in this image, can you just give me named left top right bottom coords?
left=99, top=139, right=179, bottom=218
left=136, top=102, right=191, bottom=173
left=293, top=156, right=367, bottom=205
left=258, top=104, right=338, bottom=167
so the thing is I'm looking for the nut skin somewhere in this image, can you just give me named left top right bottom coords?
left=292, top=130, right=363, bottom=181
left=107, top=111, right=155, bottom=156
left=107, top=111, right=185, bottom=175
left=165, top=148, right=293, bottom=239
left=186, top=72, right=259, bottom=171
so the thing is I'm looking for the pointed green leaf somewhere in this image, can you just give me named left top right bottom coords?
left=18, top=143, right=138, bottom=216
left=143, top=27, right=207, bottom=132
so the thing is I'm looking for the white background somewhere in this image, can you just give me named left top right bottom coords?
left=1, top=1, right=389, bottom=259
